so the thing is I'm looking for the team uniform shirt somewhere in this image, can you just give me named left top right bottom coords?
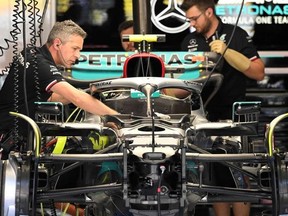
left=181, top=18, right=260, bottom=121
left=0, top=45, right=65, bottom=135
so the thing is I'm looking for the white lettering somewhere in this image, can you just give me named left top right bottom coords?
left=274, top=16, right=288, bottom=23
left=221, top=16, right=255, bottom=25
left=255, top=16, right=273, bottom=24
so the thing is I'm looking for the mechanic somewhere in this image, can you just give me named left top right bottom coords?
left=118, top=20, right=135, bottom=52
left=174, top=0, right=265, bottom=216
left=0, top=20, right=118, bottom=154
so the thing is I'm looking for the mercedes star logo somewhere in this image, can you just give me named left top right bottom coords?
left=151, top=0, right=190, bottom=34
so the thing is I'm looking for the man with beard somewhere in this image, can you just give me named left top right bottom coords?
left=118, top=20, right=136, bottom=52
left=178, top=0, right=265, bottom=216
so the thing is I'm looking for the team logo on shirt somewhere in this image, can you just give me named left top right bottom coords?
left=188, top=39, right=198, bottom=52
left=50, top=65, right=61, bottom=76
left=189, top=39, right=197, bottom=46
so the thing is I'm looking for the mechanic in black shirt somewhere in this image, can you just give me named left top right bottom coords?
left=180, top=0, right=265, bottom=122
left=0, top=20, right=118, bottom=151
left=176, top=0, right=265, bottom=216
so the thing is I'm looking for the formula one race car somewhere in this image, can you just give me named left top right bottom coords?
left=1, top=75, right=287, bottom=216
left=1, top=38, right=288, bottom=216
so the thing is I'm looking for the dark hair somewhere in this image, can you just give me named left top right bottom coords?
left=118, top=20, right=134, bottom=34
left=180, top=0, right=216, bottom=12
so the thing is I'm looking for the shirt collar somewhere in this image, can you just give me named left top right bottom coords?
left=39, top=45, right=56, bottom=65
left=204, top=17, right=224, bottom=42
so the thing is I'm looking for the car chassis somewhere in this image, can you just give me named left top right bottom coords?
left=1, top=75, right=288, bottom=216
